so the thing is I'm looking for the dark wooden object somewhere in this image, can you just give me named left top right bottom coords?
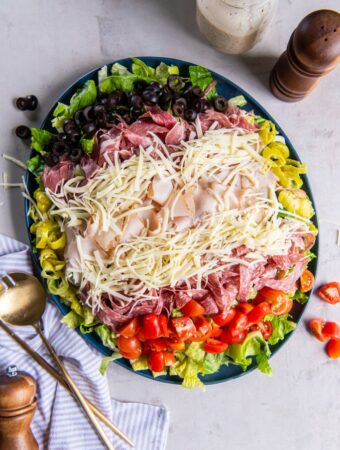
left=0, top=366, right=38, bottom=450
left=270, top=9, right=340, bottom=101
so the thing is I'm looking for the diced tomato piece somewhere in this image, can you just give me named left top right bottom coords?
left=260, top=287, right=292, bottom=315
left=166, top=338, right=185, bottom=351
left=247, top=302, right=271, bottom=325
left=237, top=303, right=254, bottom=314
left=300, top=269, right=314, bottom=293
left=119, top=318, right=140, bottom=338
left=181, top=299, right=205, bottom=317
left=256, top=321, right=273, bottom=340
left=308, top=319, right=327, bottom=342
left=210, top=327, right=223, bottom=338
left=121, top=349, right=142, bottom=360
left=142, top=314, right=161, bottom=339
left=323, top=322, right=340, bottom=340
left=171, top=317, right=196, bottom=341
left=252, top=294, right=266, bottom=306
left=220, top=328, right=247, bottom=344
left=143, top=338, right=168, bottom=353
left=229, top=311, right=248, bottom=333
left=191, top=316, right=212, bottom=342
left=203, top=338, right=228, bottom=354
left=316, top=282, right=340, bottom=305
left=118, top=335, right=142, bottom=354
left=325, top=339, right=340, bottom=359
left=158, top=315, right=170, bottom=337
left=212, top=308, right=236, bottom=327
left=148, top=351, right=165, bottom=372
left=164, top=352, right=176, bottom=366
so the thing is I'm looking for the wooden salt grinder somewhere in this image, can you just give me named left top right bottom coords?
left=0, top=366, right=39, bottom=450
left=270, top=9, right=340, bottom=101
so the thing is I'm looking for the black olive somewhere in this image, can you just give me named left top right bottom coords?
left=214, top=96, right=228, bottom=112
left=57, top=133, right=69, bottom=143
left=44, top=153, right=59, bottom=167
left=15, top=125, right=31, bottom=139
left=142, top=89, right=159, bottom=105
left=68, top=129, right=81, bottom=143
left=167, top=75, right=185, bottom=92
left=130, top=95, right=143, bottom=109
left=130, top=106, right=144, bottom=119
left=93, top=104, right=106, bottom=117
left=25, top=95, right=38, bottom=111
left=172, top=103, right=185, bottom=117
left=69, top=148, right=83, bottom=163
left=83, top=106, right=95, bottom=122
left=16, top=97, right=29, bottom=111
left=191, top=86, right=203, bottom=97
left=159, top=91, right=172, bottom=106
left=52, top=141, right=69, bottom=155
left=106, top=91, right=125, bottom=110
left=150, top=81, right=162, bottom=93
left=74, top=110, right=85, bottom=126
left=96, top=109, right=110, bottom=127
left=134, top=80, right=148, bottom=93
left=184, top=109, right=197, bottom=122
left=200, top=99, right=210, bottom=112
left=122, top=113, right=133, bottom=125
left=174, top=98, right=187, bottom=108
left=63, top=119, right=77, bottom=134
left=82, top=122, right=97, bottom=137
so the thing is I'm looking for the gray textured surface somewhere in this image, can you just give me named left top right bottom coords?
left=0, top=1, right=339, bottom=449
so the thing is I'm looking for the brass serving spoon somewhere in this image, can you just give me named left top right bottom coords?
left=0, top=272, right=116, bottom=450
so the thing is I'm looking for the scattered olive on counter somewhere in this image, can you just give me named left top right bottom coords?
left=15, top=125, right=31, bottom=139
left=16, top=95, right=38, bottom=111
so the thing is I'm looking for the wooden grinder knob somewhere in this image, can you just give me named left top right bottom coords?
left=0, top=366, right=38, bottom=450
left=270, top=9, right=340, bottom=101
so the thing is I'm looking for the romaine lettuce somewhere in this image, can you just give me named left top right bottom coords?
left=189, top=65, right=217, bottom=100
left=31, top=128, right=54, bottom=153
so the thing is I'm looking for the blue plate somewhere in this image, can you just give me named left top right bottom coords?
left=25, top=57, right=319, bottom=385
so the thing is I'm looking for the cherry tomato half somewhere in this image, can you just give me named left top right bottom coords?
left=166, top=338, right=185, bottom=351
left=316, top=282, right=340, bottom=305
left=148, top=351, right=165, bottom=372
left=203, top=338, right=228, bottom=354
left=121, top=349, right=142, bottom=360
left=308, top=319, right=327, bottom=342
left=171, top=317, right=196, bottom=341
left=158, top=315, right=170, bottom=337
left=142, top=314, right=161, bottom=339
left=212, top=308, right=236, bottom=327
left=237, top=303, right=254, bottom=314
left=247, top=302, right=271, bottom=325
left=210, top=327, right=223, bottom=338
left=119, top=318, right=140, bottom=338
left=325, top=339, right=340, bottom=359
left=230, top=311, right=248, bottom=333
left=191, top=316, right=212, bottom=342
left=118, top=335, right=142, bottom=354
left=143, top=338, right=168, bottom=353
left=323, top=322, right=340, bottom=340
left=254, top=321, right=273, bottom=340
left=300, top=269, right=314, bottom=293
left=220, top=328, right=247, bottom=344
left=164, top=352, right=176, bottom=366
left=260, top=287, right=293, bottom=315
left=181, top=299, right=205, bottom=317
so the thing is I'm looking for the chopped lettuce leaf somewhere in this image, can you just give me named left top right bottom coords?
left=202, top=352, right=226, bottom=374
left=61, top=310, right=83, bottom=329
left=69, top=80, right=97, bottom=116
left=171, top=308, right=183, bottom=318
left=131, top=356, right=149, bottom=371
left=111, top=62, right=131, bottom=76
left=131, top=57, right=155, bottom=78
left=98, top=65, right=108, bottom=85
left=26, top=154, right=44, bottom=176
left=228, top=95, right=247, bottom=107
left=256, top=353, right=272, bottom=376
left=152, top=370, right=168, bottom=378
left=31, top=128, right=54, bottom=153
left=304, top=250, right=317, bottom=261
left=189, top=65, right=217, bottom=100
left=95, top=324, right=117, bottom=350
left=100, top=72, right=137, bottom=94
left=265, top=314, right=296, bottom=346
left=155, top=62, right=179, bottom=84
left=80, top=136, right=94, bottom=155
left=52, top=103, right=70, bottom=130
left=99, top=352, right=122, bottom=375
left=292, top=289, right=309, bottom=305
left=185, top=342, right=205, bottom=363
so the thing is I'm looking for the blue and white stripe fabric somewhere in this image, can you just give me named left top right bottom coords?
left=0, top=234, right=169, bottom=450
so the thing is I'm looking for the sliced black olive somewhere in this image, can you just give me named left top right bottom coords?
left=63, top=119, right=77, bottom=134
left=74, top=110, right=85, bottom=126
left=44, top=153, right=59, bottom=167
left=142, top=89, right=159, bottom=105
left=83, top=106, right=95, bottom=122
left=174, top=98, right=187, bottom=108
left=122, top=113, right=133, bottom=125
left=150, top=81, right=162, bottom=93
left=69, top=148, right=83, bottom=163
left=184, top=108, right=197, bottom=122
left=134, top=80, right=148, bottom=93
left=57, top=133, right=69, bottom=143
left=159, top=91, right=172, bottom=106
left=15, top=125, right=31, bottom=139
left=82, top=122, right=97, bottom=137
left=68, top=129, right=81, bottom=143
left=190, top=98, right=202, bottom=113
left=172, top=103, right=185, bottom=117
left=214, top=96, right=228, bottom=112
left=52, top=141, right=69, bottom=155
left=106, top=91, right=125, bottom=110
left=200, top=99, right=210, bottom=112
left=93, top=104, right=106, bottom=117
left=25, top=95, right=38, bottom=111
left=130, top=95, right=143, bottom=109
left=182, top=83, right=193, bottom=97
left=167, top=75, right=185, bottom=92
left=191, top=86, right=203, bottom=97
left=130, top=106, right=144, bottom=119
left=16, top=97, right=29, bottom=111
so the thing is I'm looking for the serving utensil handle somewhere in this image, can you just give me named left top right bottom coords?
left=33, top=323, right=115, bottom=450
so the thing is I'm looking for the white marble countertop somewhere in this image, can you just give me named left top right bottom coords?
left=1, top=1, right=340, bottom=449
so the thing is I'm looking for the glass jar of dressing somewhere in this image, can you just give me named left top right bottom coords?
left=196, top=0, right=277, bottom=54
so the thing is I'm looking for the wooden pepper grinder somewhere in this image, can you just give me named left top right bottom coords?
left=0, top=366, right=39, bottom=450
left=270, top=9, right=340, bottom=101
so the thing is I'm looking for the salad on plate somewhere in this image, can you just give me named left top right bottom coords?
left=26, top=58, right=317, bottom=388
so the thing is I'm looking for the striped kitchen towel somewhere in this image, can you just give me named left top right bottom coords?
left=0, top=234, right=170, bottom=450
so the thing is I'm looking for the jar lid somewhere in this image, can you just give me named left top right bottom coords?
left=0, top=367, right=37, bottom=412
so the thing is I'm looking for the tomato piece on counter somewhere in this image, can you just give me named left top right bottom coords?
left=171, top=317, right=196, bottom=341
left=164, top=352, right=176, bottom=366
left=191, top=316, right=212, bottom=342
left=316, top=282, right=340, bottom=305
left=325, top=339, right=340, bottom=359
left=148, top=351, right=165, bottom=372
left=300, top=269, right=314, bottom=293
left=203, top=338, right=228, bottom=354
left=118, top=336, right=142, bottom=360
left=143, top=338, right=168, bottom=353
left=212, top=308, right=236, bottom=327
left=166, top=338, right=185, bottom=351
left=237, top=303, right=254, bottom=314
left=158, top=315, right=170, bottom=337
left=142, top=314, right=161, bottom=339
left=181, top=299, right=205, bottom=317
left=220, top=328, right=247, bottom=344
left=247, top=302, right=271, bottom=325
left=260, top=287, right=292, bottom=315
left=322, top=322, right=340, bottom=340
left=308, top=319, right=327, bottom=342
left=210, top=327, right=223, bottom=338
left=119, top=318, right=140, bottom=338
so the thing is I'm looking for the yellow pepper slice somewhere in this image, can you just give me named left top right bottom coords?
left=278, top=189, right=315, bottom=219
left=34, top=191, right=52, bottom=213
left=259, top=120, right=276, bottom=145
